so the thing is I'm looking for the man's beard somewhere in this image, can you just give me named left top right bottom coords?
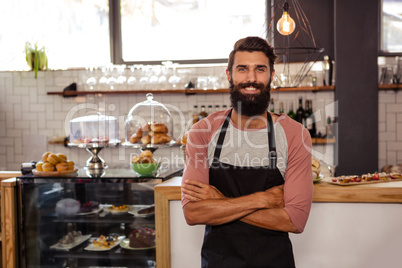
left=229, top=80, right=271, bottom=117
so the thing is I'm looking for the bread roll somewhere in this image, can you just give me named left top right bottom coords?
left=140, top=150, right=153, bottom=158
left=129, top=133, right=141, bottom=144
left=150, top=123, right=168, bottom=134
left=142, top=123, right=152, bottom=132
left=42, top=152, right=52, bottom=162
left=56, top=162, right=68, bottom=172
left=151, top=133, right=171, bottom=144
left=141, top=135, right=151, bottom=145
left=47, top=153, right=61, bottom=165
left=66, top=160, right=75, bottom=170
left=57, top=153, right=67, bottom=162
left=42, top=162, right=55, bottom=172
left=36, top=161, right=44, bottom=171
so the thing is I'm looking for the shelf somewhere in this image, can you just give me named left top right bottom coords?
left=312, top=138, right=336, bottom=145
left=378, top=84, right=402, bottom=90
left=47, top=86, right=335, bottom=97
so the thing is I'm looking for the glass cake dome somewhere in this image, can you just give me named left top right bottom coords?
left=125, top=93, right=173, bottom=146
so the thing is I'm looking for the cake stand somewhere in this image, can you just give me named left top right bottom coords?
left=122, top=140, right=177, bottom=154
left=68, top=141, right=120, bottom=170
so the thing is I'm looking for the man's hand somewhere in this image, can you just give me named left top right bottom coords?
left=182, top=179, right=226, bottom=202
left=262, top=184, right=284, bottom=209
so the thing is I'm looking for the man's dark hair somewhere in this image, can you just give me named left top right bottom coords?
left=227, top=36, right=277, bottom=74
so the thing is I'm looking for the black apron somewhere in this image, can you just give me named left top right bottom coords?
left=201, top=110, right=295, bottom=268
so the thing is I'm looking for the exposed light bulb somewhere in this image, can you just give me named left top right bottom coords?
left=276, top=2, right=295, bottom=36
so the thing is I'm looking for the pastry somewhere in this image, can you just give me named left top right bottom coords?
left=141, top=123, right=152, bottom=132
left=42, top=162, right=55, bottom=172
left=79, top=201, right=99, bottom=213
left=56, top=162, right=68, bottom=172
left=47, top=153, right=61, bottom=165
left=141, top=135, right=151, bottom=145
left=129, top=133, right=141, bottom=144
left=36, top=161, right=44, bottom=171
left=66, top=160, right=75, bottom=170
left=129, top=227, right=155, bottom=248
left=42, top=151, right=52, bottom=162
left=140, top=150, right=153, bottom=158
left=180, top=132, right=189, bottom=146
left=150, top=123, right=168, bottom=134
left=151, top=133, right=171, bottom=144
left=57, top=153, right=67, bottom=162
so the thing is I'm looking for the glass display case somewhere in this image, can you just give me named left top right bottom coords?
left=15, top=168, right=181, bottom=268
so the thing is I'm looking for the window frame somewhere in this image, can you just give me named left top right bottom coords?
left=379, top=0, right=402, bottom=56
left=109, top=0, right=270, bottom=65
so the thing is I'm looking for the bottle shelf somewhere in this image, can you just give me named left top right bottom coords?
left=378, top=84, right=402, bottom=90
left=312, top=138, right=336, bottom=145
left=47, top=86, right=335, bottom=97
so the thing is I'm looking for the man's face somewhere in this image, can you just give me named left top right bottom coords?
left=226, top=51, right=274, bottom=116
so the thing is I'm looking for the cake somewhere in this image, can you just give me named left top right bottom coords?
left=79, top=201, right=99, bottom=213
left=129, top=227, right=155, bottom=248
left=70, top=114, right=119, bottom=144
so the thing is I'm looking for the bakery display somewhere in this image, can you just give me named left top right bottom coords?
left=70, top=114, right=119, bottom=145
left=128, top=227, right=155, bottom=248
left=125, top=93, right=174, bottom=146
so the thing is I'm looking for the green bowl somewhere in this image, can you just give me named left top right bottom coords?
left=131, top=162, right=160, bottom=176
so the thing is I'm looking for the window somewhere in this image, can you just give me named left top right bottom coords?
left=0, top=0, right=110, bottom=71
left=380, top=0, right=402, bottom=55
left=112, top=0, right=268, bottom=64
left=0, top=0, right=267, bottom=71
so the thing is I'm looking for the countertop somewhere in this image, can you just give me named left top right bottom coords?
left=155, top=176, right=402, bottom=203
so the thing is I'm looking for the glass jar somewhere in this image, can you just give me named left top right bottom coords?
left=125, top=93, right=173, bottom=145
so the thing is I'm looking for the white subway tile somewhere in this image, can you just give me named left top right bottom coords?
left=379, top=131, right=396, bottom=141
left=386, top=113, right=396, bottom=132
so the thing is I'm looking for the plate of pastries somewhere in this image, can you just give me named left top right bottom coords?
left=129, top=122, right=172, bottom=145
left=32, top=151, right=77, bottom=177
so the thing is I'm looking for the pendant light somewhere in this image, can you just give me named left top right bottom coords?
left=276, top=2, right=295, bottom=36
left=267, top=0, right=324, bottom=88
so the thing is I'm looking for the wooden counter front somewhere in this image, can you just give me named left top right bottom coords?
left=155, top=176, right=402, bottom=268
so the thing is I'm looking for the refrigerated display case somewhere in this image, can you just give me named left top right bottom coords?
left=8, top=168, right=181, bottom=268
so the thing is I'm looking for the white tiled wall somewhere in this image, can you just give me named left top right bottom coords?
left=378, top=90, right=402, bottom=169
left=1, top=68, right=340, bottom=171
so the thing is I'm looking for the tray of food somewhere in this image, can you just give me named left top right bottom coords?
left=33, top=151, right=77, bottom=177
left=128, top=204, right=155, bottom=217
left=50, top=231, right=91, bottom=251
left=328, top=172, right=402, bottom=186
left=120, top=227, right=155, bottom=250
left=84, top=235, right=125, bottom=251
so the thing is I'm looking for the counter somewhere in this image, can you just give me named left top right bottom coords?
left=155, top=177, right=402, bottom=268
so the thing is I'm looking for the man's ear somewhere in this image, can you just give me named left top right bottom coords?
left=226, top=69, right=231, bottom=82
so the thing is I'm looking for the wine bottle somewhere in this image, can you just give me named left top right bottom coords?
left=287, top=101, right=296, bottom=120
left=305, top=100, right=316, bottom=137
left=295, top=97, right=304, bottom=124
left=279, top=102, right=284, bottom=113
left=198, top=105, right=208, bottom=120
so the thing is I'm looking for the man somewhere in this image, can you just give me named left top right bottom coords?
left=181, top=36, right=313, bottom=268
